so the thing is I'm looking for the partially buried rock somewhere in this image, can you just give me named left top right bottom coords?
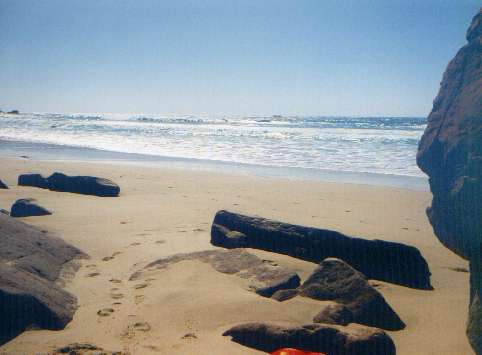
left=223, top=322, right=396, bottom=355
left=0, top=213, right=85, bottom=345
left=18, top=172, right=120, bottom=197
left=211, top=210, right=431, bottom=289
left=0, top=179, right=8, bottom=189
left=272, top=258, right=405, bottom=331
left=10, top=198, right=52, bottom=217
left=131, top=249, right=300, bottom=298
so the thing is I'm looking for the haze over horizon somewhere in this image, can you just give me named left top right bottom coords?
left=0, top=0, right=480, bottom=117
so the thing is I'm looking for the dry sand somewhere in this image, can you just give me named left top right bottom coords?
left=0, top=157, right=472, bottom=354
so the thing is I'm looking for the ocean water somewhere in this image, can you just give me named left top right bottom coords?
left=0, top=112, right=428, bottom=189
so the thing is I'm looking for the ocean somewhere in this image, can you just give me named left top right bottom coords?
left=0, top=113, right=428, bottom=190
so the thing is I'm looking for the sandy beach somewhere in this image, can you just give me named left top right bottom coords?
left=0, top=157, right=472, bottom=354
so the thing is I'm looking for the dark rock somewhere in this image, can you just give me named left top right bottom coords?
left=131, top=249, right=300, bottom=298
left=18, top=173, right=49, bottom=189
left=0, top=209, right=9, bottom=215
left=416, top=7, right=482, bottom=353
left=211, top=210, right=431, bottom=289
left=10, top=198, right=52, bottom=217
left=271, top=288, right=299, bottom=302
left=55, top=343, right=128, bottom=354
left=273, top=258, right=404, bottom=331
left=7, top=110, right=19, bottom=115
left=223, top=322, right=396, bottom=355
left=0, top=179, right=8, bottom=189
left=0, top=213, right=85, bottom=345
left=313, top=303, right=354, bottom=326
left=18, top=172, right=120, bottom=197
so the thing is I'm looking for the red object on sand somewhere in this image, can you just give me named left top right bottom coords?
left=271, top=348, right=326, bottom=355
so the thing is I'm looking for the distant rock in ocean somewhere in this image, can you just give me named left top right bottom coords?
left=0, top=213, right=85, bottom=345
left=10, top=198, right=52, bottom=217
left=211, top=210, right=431, bottom=289
left=18, top=172, right=120, bottom=197
left=417, top=7, right=482, bottom=353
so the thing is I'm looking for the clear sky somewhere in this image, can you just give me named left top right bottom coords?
left=0, top=0, right=480, bottom=116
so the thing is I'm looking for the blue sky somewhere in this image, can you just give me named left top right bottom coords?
left=0, top=0, right=480, bottom=116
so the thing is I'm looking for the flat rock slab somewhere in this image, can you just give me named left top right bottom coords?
left=272, top=258, right=405, bottom=331
left=10, top=198, right=52, bottom=217
left=0, top=213, right=86, bottom=345
left=18, top=172, right=120, bottom=197
left=131, top=249, right=300, bottom=297
left=211, top=210, right=431, bottom=289
left=223, top=322, right=396, bottom=355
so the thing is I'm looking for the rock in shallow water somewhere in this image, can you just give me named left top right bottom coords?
left=0, top=213, right=85, bottom=345
left=211, top=210, right=431, bottom=289
left=18, top=172, right=120, bottom=197
left=10, top=198, right=52, bottom=217
left=223, top=322, right=396, bottom=355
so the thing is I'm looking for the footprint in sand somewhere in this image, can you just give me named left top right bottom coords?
left=86, top=272, right=100, bottom=278
left=181, top=333, right=198, bottom=340
left=129, top=242, right=141, bottom=247
left=102, top=256, right=114, bottom=262
left=134, top=283, right=149, bottom=290
left=110, top=293, right=124, bottom=300
left=85, top=264, right=97, bottom=268
left=97, top=308, right=115, bottom=317
left=133, top=322, right=151, bottom=332
left=112, top=302, right=122, bottom=306
left=155, top=240, right=165, bottom=244
left=109, top=278, right=122, bottom=284
left=135, top=295, right=145, bottom=305
left=192, top=228, right=206, bottom=232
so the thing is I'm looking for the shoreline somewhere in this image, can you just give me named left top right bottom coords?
left=0, top=139, right=429, bottom=191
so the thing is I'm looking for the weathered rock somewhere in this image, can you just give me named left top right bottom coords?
left=0, top=213, right=85, bottom=345
left=10, top=198, right=52, bottom=217
left=211, top=210, right=431, bottom=289
left=18, top=172, right=120, bottom=197
left=0, top=179, right=8, bottom=189
left=271, top=258, right=404, bottom=331
left=130, top=249, right=300, bottom=298
left=416, top=7, right=482, bottom=353
left=18, top=173, right=49, bottom=189
left=223, top=322, right=396, bottom=355
left=313, top=303, right=354, bottom=326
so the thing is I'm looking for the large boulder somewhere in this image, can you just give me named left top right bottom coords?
left=0, top=213, right=85, bottom=345
left=272, top=258, right=404, bottom=331
left=0, top=179, right=8, bottom=189
left=10, top=198, right=52, bottom=218
left=130, top=249, right=300, bottom=298
left=416, top=7, right=482, bottom=353
left=18, top=172, right=120, bottom=197
left=211, top=210, right=431, bottom=289
left=223, top=322, right=396, bottom=355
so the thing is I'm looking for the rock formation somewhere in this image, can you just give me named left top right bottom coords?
left=0, top=179, right=8, bottom=189
left=417, top=7, right=482, bottom=353
left=130, top=249, right=300, bottom=298
left=211, top=210, right=431, bottom=289
left=271, top=258, right=405, bottom=331
left=223, top=322, right=396, bottom=355
left=0, top=213, right=85, bottom=345
left=18, top=172, right=120, bottom=197
left=10, top=198, right=52, bottom=217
